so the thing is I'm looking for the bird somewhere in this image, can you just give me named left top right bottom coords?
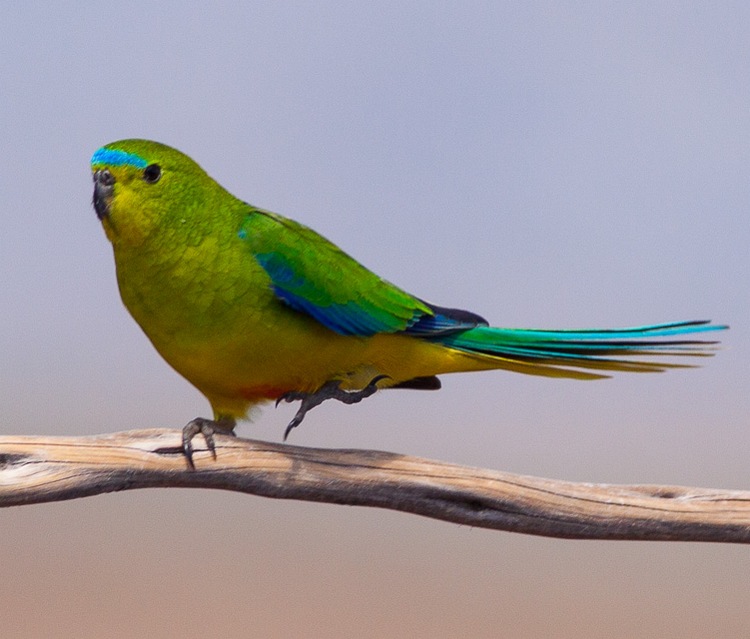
left=91, top=139, right=726, bottom=464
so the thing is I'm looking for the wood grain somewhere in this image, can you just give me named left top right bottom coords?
left=0, top=429, right=748, bottom=542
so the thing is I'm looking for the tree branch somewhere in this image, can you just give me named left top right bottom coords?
left=0, top=429, right=747, bottom=542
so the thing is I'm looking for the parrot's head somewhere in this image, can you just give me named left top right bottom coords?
left=91, top=139, right=218, bottom=247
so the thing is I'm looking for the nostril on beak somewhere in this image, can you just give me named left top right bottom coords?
left=93, top=168, right=115, bottom=220
left=95, top=168, right=115, bottom=186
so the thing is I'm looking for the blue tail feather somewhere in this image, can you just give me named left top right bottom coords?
left=431, top=319, right=727, bottom=377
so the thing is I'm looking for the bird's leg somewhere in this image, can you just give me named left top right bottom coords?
left=182, top=416, right=237, bottom=468
left=277, top=375, right=388, bottom=440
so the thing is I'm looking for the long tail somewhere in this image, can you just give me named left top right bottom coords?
left=434, top=320, right=727, bottom=380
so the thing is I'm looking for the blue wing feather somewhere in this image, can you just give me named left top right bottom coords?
left=241, top=209, right=727, bottom=371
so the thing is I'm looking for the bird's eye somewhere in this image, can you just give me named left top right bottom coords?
left=143, top=164, right=162, bottom=184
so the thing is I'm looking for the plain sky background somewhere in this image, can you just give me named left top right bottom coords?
left=1, top=2, right=748, bottom=637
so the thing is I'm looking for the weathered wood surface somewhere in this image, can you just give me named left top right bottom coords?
left=0, top=429, right=748, bottom=542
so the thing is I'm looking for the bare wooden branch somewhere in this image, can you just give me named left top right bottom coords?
left=0, top=429, right=747, bottom=542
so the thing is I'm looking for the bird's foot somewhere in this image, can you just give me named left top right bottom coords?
left=277, top=375, right=388, bottom=440
left=182, top=417, right=236, bottom=468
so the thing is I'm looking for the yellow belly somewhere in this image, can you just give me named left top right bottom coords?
left=150, top=302, right=486, bottom=420
left=113, top=239, right=489, bottom=421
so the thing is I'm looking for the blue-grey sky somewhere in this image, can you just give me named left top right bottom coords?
left=1, top=3, right=748, bottom=637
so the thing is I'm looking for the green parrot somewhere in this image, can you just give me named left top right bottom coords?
left=91, top=139, right=726, bottom=464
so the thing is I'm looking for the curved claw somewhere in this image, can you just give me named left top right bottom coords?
left=181, top=417, right=236, bottom=468
left=275, top=390, right=307, bottom=408
left=282, top=375, right=389, bottom=441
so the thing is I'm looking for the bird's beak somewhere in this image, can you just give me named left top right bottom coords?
left=92, top=168, right=115, bottom=220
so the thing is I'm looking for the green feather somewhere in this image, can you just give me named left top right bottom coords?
left=241, top=209, right=431, bottom=335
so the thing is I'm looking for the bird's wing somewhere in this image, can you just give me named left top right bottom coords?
left=239, top=209, right=486, bottom=337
